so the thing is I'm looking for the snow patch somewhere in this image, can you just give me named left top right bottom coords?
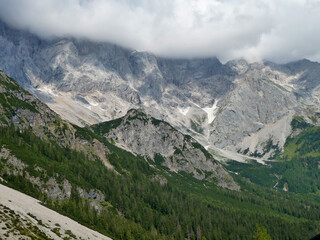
left=37, top=85, right=58, bottom=96
left=203, top=100, right=219, bottom=124
left=178, top=107, right=190, bottom=116
left=87, top=99, right=99, bottom=107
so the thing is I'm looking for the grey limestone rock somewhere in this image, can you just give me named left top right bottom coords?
left=45, top=178, right=72, bottom=200
left=1, top=20, right=320, bottom=160
left=100, top=109, right=240, bottom=190
left=77, top=187, right=105, bottom=201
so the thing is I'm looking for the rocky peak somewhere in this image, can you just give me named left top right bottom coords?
left=225, top=58, right=250, bottom=75
left=93, top=109, right=240, bottom=191
left=2, top=20, right=320, bottom=162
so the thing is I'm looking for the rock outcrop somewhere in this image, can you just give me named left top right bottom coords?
left=0, top=146, right=105, bottom=201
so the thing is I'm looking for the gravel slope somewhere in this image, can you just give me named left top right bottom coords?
left=0, top=183, right=112, bottom=240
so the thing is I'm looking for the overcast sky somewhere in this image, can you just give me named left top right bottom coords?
left=0, top=0, right=320, bottom=63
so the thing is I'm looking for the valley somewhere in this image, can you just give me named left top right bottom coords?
left=0, top=70, right=320, bottom=239
left=1, top=17, right=320, bottom=240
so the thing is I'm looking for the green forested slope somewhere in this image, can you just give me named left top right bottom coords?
left=2, top=126, right=320, bottom=239
left=1, top=70, right=320, bottom=239
left=226, top=116, right=320, bottom=194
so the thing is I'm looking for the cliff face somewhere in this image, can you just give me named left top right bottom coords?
left=1, top=20, right=320, bottom=160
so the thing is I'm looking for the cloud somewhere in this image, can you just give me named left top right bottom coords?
left=0, top=0, right=320, bottom=63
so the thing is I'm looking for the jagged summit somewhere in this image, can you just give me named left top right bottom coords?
left=1, top=19, right=320, bottom=162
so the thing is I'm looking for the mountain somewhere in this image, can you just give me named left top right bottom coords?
left=3, top=17, right=320, bottom=239
left=92, top=109, right=239, bottom=190
left=1, top=68, right=320, bottom=239
left=2, top=20, right=320, bottom=161
left=0, top=69, right=236, bottom=190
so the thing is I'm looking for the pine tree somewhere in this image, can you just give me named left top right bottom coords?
left=253, top=225, right=271, bottom=240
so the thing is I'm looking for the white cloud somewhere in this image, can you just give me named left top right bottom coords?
left=0, top=0, right=320, bottom=63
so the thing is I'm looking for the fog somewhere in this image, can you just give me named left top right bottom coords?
left=1, top=0, right=320, bottom=63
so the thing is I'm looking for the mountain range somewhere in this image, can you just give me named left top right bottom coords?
left=1, top=18, right=320, bottom=239
left=1, top=19, right=320, bottom=163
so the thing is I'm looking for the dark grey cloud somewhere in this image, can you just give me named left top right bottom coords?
left=0, top=0, right=320, bottom=63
